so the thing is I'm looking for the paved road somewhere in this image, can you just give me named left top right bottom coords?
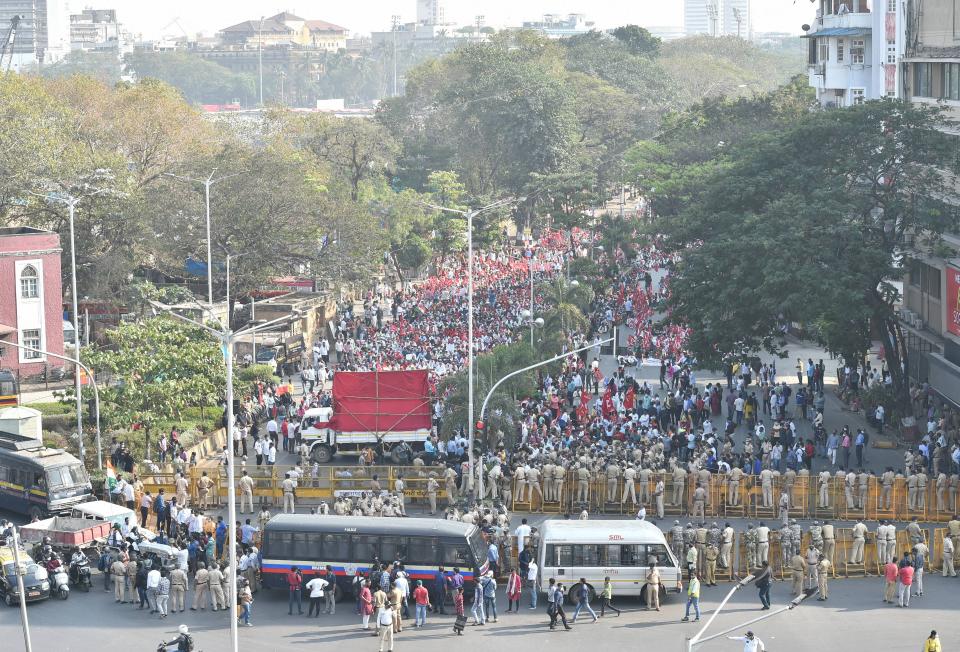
left=1, top=561, right=955, bottom=651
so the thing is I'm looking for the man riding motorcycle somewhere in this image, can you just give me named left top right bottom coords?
left=69, top=547, right=90, bottom=586
left=160, top=624, right=194, bottom=652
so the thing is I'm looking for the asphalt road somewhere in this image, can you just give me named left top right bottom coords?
left=1, top=565, right=955, bottom=652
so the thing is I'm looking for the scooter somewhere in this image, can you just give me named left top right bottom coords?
left=45, top=556, right=70, bottom=600
left=69, top=556, right=92, bottom=592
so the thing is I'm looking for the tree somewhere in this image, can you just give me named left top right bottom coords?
left=610, top=25, right=661, bottom=57
left=78, top=317, right=228, bottom=454
left=124, top=51, right=257, bottom=105
left=539, top=278, right=593, bottom=351
left=657, top=100, right=960, bottom=416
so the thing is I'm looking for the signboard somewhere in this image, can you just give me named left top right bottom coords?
left=948, top=265, right=960, bottom=337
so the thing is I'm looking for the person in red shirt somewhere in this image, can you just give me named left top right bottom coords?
left=506, top=569, right=522, bottom=612
left=412, top=580, right=431, bottom=628
left=883, top=557, right=898, bottom=603
left=287, top=566, right=303, bottom=615
left=898, top=562, right=914, bottom=608
left=452, top=586, right=465, bottom=635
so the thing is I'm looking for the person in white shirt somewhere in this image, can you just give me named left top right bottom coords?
left=636, top=506, right=647, bottom=521
left=305, top=576, right=329, bottom=617
left=189, top=513, right=204, bottom=536
left=146, top=567, right=161, bottom=612
left=526, top=559, right=539, bottom=608
left=515, top=519, right=532, bottom=553
left=729, top=631, right=765, bottom=652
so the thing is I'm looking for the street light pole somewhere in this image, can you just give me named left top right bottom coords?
left=6, top=529, right=33, bottom=652
left=2, top=339, right=102, bottom=470
left=528, top=257, right=534, bottom=347
left=258, top=16, right=265, bottom=106
left=66, top=197, right=84, bottom=465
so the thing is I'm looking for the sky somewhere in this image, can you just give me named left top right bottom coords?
left=102, top=0, right=816, bottom=40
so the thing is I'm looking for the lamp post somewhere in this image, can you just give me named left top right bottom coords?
left=5, top=529, right=33, bottom=652
left=391, top=15, right=401, bottom=97
left=421, top=196, right=523, bottom=501
left=34, top=189, right=106, bottom=467
left=258, top=16, right=265, bottom=106
left=165, top=170, right=245, bottom=307
left=1, top=339, right=102, bottom=470
left=152, top=301, right=294, bottom=652
left=477, top=336, right=613, bottom=499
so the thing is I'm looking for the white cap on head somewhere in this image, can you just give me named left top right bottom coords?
left=178, top=624, right=189, bottom=634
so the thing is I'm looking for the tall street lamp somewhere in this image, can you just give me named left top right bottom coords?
left=5, top=529, right=33, bottom=652
left=258, top=16, right=265, bottom=106
left=152, top=300, right=294, bottom=652
left=165, top=170, right=245, bottom=307
left=423, top=196, right=523, bottom=500
left=33, top=189, right=107, bottom=467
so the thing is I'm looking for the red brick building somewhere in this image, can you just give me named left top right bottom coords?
left=0, top=227, right=66, bottom=375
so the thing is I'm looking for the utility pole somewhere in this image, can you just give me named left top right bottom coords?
left=475, top=15, right=485, bottom=42
left=258, top=16, right=265, bottom=106
left=391, top=15, right=401, bottom=97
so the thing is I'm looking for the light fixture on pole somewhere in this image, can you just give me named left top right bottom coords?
left=165, top=170, right=245, bottom=307
left=421, top=196, right=524, bottom=502
left=151, top=301, right=294, bottom=652
left=1, top=339, right=102, bottom=470
left=31, top=188, right=107, bottom=468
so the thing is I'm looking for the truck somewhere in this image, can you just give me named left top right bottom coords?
left=300, top=370, right=432, bottom=464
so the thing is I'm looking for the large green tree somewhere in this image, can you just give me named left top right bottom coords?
left=657, top=100, right=960, bottom=416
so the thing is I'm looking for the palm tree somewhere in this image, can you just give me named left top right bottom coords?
left=540, top=278, right=593, bottom=350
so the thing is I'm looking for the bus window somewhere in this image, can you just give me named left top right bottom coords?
left=268, top=532, right=293, bottom=559
left=647, top=544, right=674, bottom=567
left=441, top=542, right=471, bottom=566
left=405, top=537, right=438, bottom=566
left=33, top=472, right=45, bottom=490
left=352, top=535, right=378, bottom=562
left=291, top=532, right=314, bottom=561
left=467, top=529, right=487, bottom=566
left=379, top=536, right=407, bottom=564
left=621, top=544, right=646, bottom=566
left=602, top=545, right=622, bottom=567
left=580, top=545, right=600, bottom=566
left=322, top=533, right=349, bottom=561
left=556, top=545, right=576, bottom=567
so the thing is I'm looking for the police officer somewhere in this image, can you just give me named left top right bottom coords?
left=756, top=522, right=770, bottom=565
left=191, top=562, right=209, bottom=611
left=170, top=565, right=188, bottom=613
left=670, top=521, right=684, bottom=560
left=821, top=520, right=836, bottom=564
left=720, top=523, right=734, bottom=569
left=705, top=544, right=719, bottom=587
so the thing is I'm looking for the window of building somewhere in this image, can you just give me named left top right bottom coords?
left=22, top=329, right=41, bottom=359
left=851, top=88, right=866, bottom=104
left=887, top=0, right=896, bottom=12
left=914, top=62, right=933, bottom=97
left=837, top=39, right=845, bottom=62
left=19, top=265, right=39, bottom=299
left=886, top=39, right=897, bottom=64
left=944, top=62, right=960, bottom=101
left=819, top=40, right=830, bottom=63
left=851, top=39, right=865, bottom=64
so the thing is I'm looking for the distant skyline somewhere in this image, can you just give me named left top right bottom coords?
left=98, top=0, right=814, bottom=40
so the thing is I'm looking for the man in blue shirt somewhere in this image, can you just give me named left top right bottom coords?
left=215, top=517, right=227, bottom=561
left=487, top=542, right=500, bottom=576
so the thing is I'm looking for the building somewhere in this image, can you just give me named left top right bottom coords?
left=69, top=7, right=122, bottom=52
left=219, top=12, right=347, bottom=52
left=0, top=227, right=65, bottom=376
left=899, top=0, right=960, bottom=406
left=803, top=0, right=905, bottom=108
left=0, top=0, right=70, bottom=69
left=685, top=0, right=723, bottom=36
left=520, top=14, right=594, bottom=39
left=645, top=26, right=686, bottom=42
left=416, top=0, right=446, bottom=26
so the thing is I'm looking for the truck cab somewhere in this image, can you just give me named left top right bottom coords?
left=300, top=407, right=334, bottom=463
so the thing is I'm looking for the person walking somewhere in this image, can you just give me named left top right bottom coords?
left=453, top=586, right=465, bottom=635
left=548, top=581, right=572, bottom=631
left=898, top=561, right=914, bottom=607
left=883, top=557, right=899, bottom=603
left=238, top=578, right=253, bottom=626
left=571, top=577, right=597, bottom=623
left=913, top=543, right=927, bottom=597
left=681, top=572, right=701, bottom=622
left=506, top=568, right=521, bottom=613
left=923, top=631, right=942, bottom=652
left=470, top=576, right=485, bottom=625
left=156, top=570, right=170, bottom=618
left=755, top=561, right=772, bottom=610
left=599, top=576, right=621, bottom=617
left=413, top=580, right=431, bottom=628
left=360, top=580, right=374, bottom=631
left=481, top=571, right=498, bottom=623
left=378, top=604, right=395, bottom=652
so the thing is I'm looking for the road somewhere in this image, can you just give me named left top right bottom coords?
left=1, top=562, right=954, bottom=651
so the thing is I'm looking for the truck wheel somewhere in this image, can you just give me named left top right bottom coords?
left=311, top=444, right=333, bottom=464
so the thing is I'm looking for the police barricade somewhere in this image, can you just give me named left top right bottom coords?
left=721, top=474, right=748, bottom=518
left=752, top=477, right=778, bottom=520
left=930, top=528, right=946, bottom=572
left=715, top=532, right=736, bottom=582
left=834, top=527, right=874, bottom=578
left=839, top=475, right=869, bottom=522
left=895, top=527, right=929, bottom=561
left=930, top=480, right=952, bottom=521
left=537, top=471, right=566, bottom=513
left=871, top=476, right=899, bottom=522
left=664, top=472, right=687, bottom=516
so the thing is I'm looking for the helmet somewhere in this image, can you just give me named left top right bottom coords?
left=178, top=624, right=190, bottom=635
left=42, top=536, right=52, bottom=546
left=673, top=520, right=680, bottom=526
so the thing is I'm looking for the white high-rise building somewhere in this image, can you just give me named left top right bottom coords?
left=723, top=0, right=751, bottom=39
left=684, top=0, right=723, bottom=37
left=416, top=0, right=445, bottom=26
left=0, top=0, right=71, bottom=70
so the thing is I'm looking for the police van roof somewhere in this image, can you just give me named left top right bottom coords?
left=264, top=514, right=476, bottom=538
left=540, top=519, right=669, bottom=543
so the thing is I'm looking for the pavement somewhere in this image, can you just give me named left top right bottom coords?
left=1, top=559, right=955, bottom=652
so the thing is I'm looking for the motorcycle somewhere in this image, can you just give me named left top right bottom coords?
left=69, top=557, right=92, bottom=592
left=44, top=556, right=70, bottom=600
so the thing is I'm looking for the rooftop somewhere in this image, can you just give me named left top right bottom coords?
left=306, top=19, right=348, bottom=33
left=0, top=226, right=54, bottom=237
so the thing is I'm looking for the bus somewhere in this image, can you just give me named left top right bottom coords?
left=0, top=370, right=17, bottom=408
left=260, top=515, right=489, bottom=600
left=0, top=431, right=94, bottom=520
left=538, top=519, right=682, bottom=604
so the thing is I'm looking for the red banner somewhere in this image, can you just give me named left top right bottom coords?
left=948, top=265, right=960, bottom=337
left=330, top=370, right=432, bottom=434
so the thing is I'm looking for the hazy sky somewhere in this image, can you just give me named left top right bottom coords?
left=106, top=0, right=814, bottom=39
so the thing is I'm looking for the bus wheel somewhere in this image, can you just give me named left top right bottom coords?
left=311, top=444, right=333, bottom=464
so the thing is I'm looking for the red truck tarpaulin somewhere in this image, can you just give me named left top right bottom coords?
left=330, top=370, right=432, bottom=434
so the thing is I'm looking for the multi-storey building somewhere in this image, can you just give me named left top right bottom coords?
left=0, top=0, right=70, bottom=69
left=804, top=0, right=906, bottom=107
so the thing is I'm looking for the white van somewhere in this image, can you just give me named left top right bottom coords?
left=538, top=519, right=682, bottom=604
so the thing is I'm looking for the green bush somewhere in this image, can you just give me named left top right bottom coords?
left=237, top=364, right=280, bottom=384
